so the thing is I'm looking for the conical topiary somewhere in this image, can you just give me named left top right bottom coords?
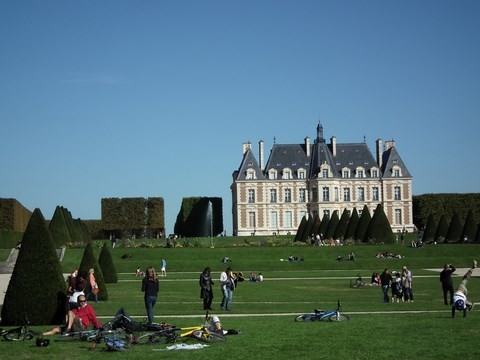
left=366, top=204, right=394, bottom=244
left=325, top=210, right=339, bottom=240
left=461, top=210, right=477, bottom=243
left=334, top=209, right=350, bottom=241
left=98, top=243, right=118, bottom=283
left=1, top=208, right=66, bottom=325
left=445, top=212, right=462, bottom=243
left=294, top=215, right=307, bottom=242
left=355, top=205, right=371, bottom=243
left=49, top=205, right=72, bottom=247
left=422, top=214, right=437, bottom=243
left=79, top=242, right=108, bottom=301
left=434, top=215, right=449, bottom=243
left=344, top=208, right=359, bottom=241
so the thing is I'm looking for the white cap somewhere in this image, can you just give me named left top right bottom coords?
left=211, top=316, right=220, bottom=323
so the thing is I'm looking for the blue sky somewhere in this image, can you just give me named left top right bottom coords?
left=1, top=0, right=479, bottom=235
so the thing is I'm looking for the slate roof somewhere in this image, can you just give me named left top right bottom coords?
left=233, top=125, right=411, bottom=181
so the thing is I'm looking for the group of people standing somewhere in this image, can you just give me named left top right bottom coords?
left=379, top=266, right=414, bottom=303
left=200, top=267, right=238, bottom=311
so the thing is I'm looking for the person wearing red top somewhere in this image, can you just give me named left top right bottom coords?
left=42, top=295, right=100, bottom=336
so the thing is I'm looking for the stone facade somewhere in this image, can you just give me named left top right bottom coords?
left=231, top=123, right=414, bottom=237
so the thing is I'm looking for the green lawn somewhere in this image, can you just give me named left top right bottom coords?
left=1, top=244, right=479, bottom=359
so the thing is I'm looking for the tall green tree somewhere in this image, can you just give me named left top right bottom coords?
left=1, top=208, right=66, bottom=325
left=79, top=243, right=108, bottom=301
left=355, top=205, right=371, bottom=242
left=366, top=204, right=394, bottom=244
left=98, top=243, right=118, bottom=283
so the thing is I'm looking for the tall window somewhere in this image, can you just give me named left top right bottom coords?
left=248, top=212, right=256, bottom=228
left=311, top=187, right=318, bottom=202
left=343, top=187, right=351, bottom=201
left=322, top=169, right=328, bottom=178
left=358, top=187, right=365, bottom=201
left=343, top=170, right=350, bottom=178
left=357, top=170, right=364, bottom=178
left=284, top=188, right=292, bottom=203
left=248, top=189, right=255, bottom=203
left=322, top=187, right=330, bottom=202
left=270, top=189, right=277, bottom=203
left=371, top=169, right=378, bottom=178
left=395, top=209, right=402, bottom=225
left=394, top=186, right=401, bottom=200
left=285, top=211, right=292, bottom=228
left=394, top=169, right=400, bottom=177
left=298, top=170, right=306, bottom=179
left=299, top=188, right=306, bottom=203
left=372, top=187, right=379, bottom=201
left=269, top=170, right=277, bottom=179
left=270, top=211, right=278, bottom=228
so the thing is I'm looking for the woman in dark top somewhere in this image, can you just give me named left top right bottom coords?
left=199, top=267, right=214, bottom=310
left=142, top=266, right=159, bottom=324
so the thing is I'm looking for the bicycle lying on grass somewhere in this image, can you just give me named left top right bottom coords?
left=295, top=300, right=350, bottom=322
left=0, top=321, right=41, bottom=341
left=134, top=312, right=226, bottom=345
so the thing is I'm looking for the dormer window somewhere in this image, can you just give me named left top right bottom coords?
left=371, top=167, right=379, bottom=178
left=392, top=166, right=402, bottom=177
left=269, top=169, right=277, bottom=180
left=297, top=168, right=306, bottom=179
left=246, top=169, right=256, bottom=180
left=342, top=168, right=350, bottom=178
left=355, top=167, right=365, bottom=178
left=282, top=168, right=292, bottom=180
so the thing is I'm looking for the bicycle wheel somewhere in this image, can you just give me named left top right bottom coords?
left=328, top=313, right=350, bottom=322
left=205, top=331, right=226, bottom=343
left=3, top=328, right=23, bottom=341
left=3, top=328, right=34, bottom=341
left=134, top=333, right=156, bottom=345
left=295, top=314, right=314, bottom=322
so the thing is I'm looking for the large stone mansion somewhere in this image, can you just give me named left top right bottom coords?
left=231, top=123, right=414, bottom=237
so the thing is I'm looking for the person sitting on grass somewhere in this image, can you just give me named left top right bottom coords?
left=43, top=295, right=101, bottom=336
left=452, top=260, right=477, bottom=318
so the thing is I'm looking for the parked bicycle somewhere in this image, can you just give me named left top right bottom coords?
left=295, top=300, right=350, bottom=322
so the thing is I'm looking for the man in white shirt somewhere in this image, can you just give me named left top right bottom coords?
left=452, top=260, right=476, bottom=318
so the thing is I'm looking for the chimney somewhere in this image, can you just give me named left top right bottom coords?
left=376, top=138, right=383, bottom=168
left=242, top=141, right=251, bottom=154
left=385, top=139, right=395, bottom=150
left=259, top=140, right=265, bottom=171
left=305, top=136, right=310, bottom=157
left=330, top=136, right=337, bottom=157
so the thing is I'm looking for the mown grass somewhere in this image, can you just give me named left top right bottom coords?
left=1, top=243, right=479, bottom=359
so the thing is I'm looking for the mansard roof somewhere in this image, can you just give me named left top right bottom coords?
left=330, top=143, right=378, bottom=177
left=381, top=146, right=412, bottom=178
left=264, top=143, right=310, bottom=177
left=232, top=148, right=266, bottom=181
